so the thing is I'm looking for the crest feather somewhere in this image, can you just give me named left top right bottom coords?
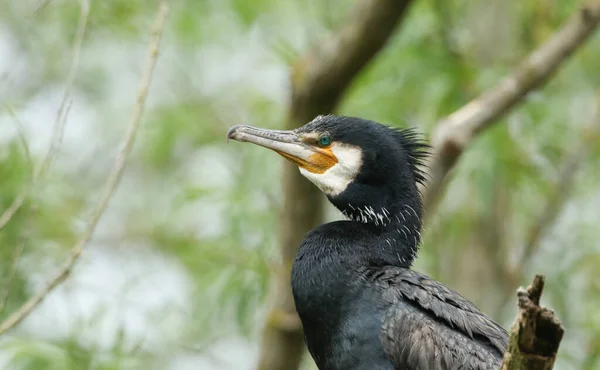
left=392, top=127, right=431, bottom=187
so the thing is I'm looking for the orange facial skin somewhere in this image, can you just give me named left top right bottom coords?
left=276, top=146, right=337, bottom=174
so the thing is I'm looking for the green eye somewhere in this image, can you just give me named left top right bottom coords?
left=318, top=135, right=332, bottom=146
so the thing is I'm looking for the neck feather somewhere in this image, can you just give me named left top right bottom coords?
left=338, top=200, right=423, bottom=266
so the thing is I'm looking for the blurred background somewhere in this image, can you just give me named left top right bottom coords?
left=1, top=0, right=600, bottom=369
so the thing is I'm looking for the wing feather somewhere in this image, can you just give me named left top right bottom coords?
left=366, top=266, right=508, bottom=370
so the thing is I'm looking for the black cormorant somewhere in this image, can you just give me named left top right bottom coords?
left=227, top=115, right=508, bottom=370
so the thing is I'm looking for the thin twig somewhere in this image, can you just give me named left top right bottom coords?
left=0, top=195, right=27, bottom=234
left=0, top=240, right=25, bottom=316
left=4, top=105, right=34, bottom=174
left=0, top=0, right=169, bottom=336
left=0, top=0, right=87, bottom=233
left=0, top=206, right=36, bottom=316
left=0, top=106, right=35, bottom=232
left=422, top=1, right=600, bottom=215
left=33, top=0, right=55, bottom=16
left=37, top=97, right=74, bottom=177
left=38, top=0, right=88, bottom=177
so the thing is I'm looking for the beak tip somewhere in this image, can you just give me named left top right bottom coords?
left=226, top=125, right=243, bottom=143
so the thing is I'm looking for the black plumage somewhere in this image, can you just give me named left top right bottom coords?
left=227, top=115, right=508, bottom=370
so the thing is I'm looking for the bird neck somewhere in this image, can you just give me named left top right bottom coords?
left=332, top=196, right=423, bottom=268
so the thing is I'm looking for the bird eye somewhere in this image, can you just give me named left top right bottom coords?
left=318, top=135, right=332, bottom=147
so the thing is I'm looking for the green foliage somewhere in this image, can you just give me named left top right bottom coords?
left=0, top=142, right=32, bottom=322
left=2, top=336, right=151, bottom=370
left=1, top=0, right=600, bottom=368
left=229, top=0, right=278, bottom=27
left=0, top=142, right=31, bottom=242
left=141, top=101, right=224, bottom=169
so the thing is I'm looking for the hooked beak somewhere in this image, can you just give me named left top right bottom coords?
left=226, top=125, right=337, bottom=174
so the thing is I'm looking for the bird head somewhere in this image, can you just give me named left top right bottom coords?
left=227, top=114, right=430, bottom=226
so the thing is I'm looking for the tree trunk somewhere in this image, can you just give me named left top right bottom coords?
left=256, top=1, right=415, bottom=369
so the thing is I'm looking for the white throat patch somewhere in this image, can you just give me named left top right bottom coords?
left=298, top=143, right=362, bottom=196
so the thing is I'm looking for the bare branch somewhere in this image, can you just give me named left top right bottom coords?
left=0, top=0, right=169, bottom=336
left=33, top=0, right=55, bottom=16
left=422, top=1, right=600, bottom=213
left=37, top=0, right=89, bottom=177
left=0, top=241, right=25, bottom=316
left=501, top=275, right=564, bottom=370
left=0, top=206, right=36, bottom=316
left=0, top=106, right=35, bottom=234
left=4, top=105, right=34, bottom=173
left=0, top=195, right=26, bottom=234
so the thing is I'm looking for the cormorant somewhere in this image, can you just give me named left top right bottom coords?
left=227, top=115, right=508, bottom=370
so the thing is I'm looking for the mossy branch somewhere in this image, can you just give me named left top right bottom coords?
left=501, top=275, right=565, bottom=370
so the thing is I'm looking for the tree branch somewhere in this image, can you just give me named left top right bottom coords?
left=501, top=275, right=564, bottom=370
left=0, top=205, right=36, bottom=317
left=422, top=1, right=600, bottom=213
left=290, top=0, right=414, bottom=121
left=258, top=1, right=415, bottom=369
left=0, top=0, right=169, bottom=336
left=4, top=105, right=34, bottom=174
